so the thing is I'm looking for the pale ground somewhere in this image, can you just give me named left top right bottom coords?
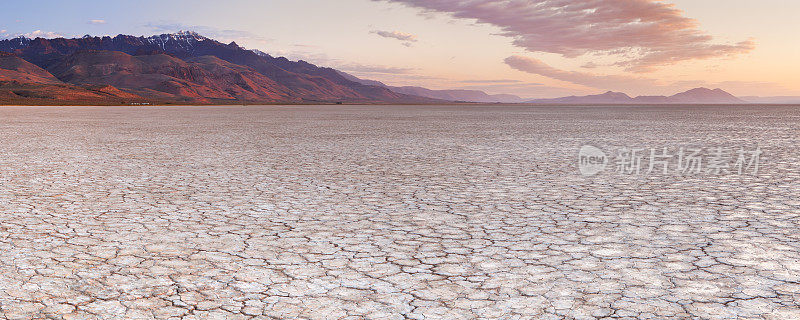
left=0, top=105, right=798, bottom=319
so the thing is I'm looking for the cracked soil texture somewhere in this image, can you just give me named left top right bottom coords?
left=0, top=105, right=798, bottom=319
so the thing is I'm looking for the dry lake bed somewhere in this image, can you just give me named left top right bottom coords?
left=0, top=105, right=798, bottom=319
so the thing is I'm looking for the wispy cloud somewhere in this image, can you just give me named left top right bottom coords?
left=371, top=30, right=417, bottom=47
left=378, top=0, right=755, bottom=72
left=581, top=62, right=599, bottom=69
left=504, top=55, right=658, bottom=90
left=457, top=82, right=593, bottom=99
left=145, top=23, right=273, bottom=45
left=339, top=63, right=415, bottom=75
left=260, top=49, right=416, bottom=76
left=20, top=30, right=63, bottom=39
left=88, top=19, right=107, bottom=25
left=457, top=82, right=544, bottom=92
left=371, top=30, right=417, bottom=42
left=459, top=79, right=524, bottom=84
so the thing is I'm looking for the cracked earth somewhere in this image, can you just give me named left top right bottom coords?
left=0, top=105, right=798, bottom=319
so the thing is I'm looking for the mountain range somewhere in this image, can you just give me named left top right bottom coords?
left=0, top=31, right=792, bottom=105
left=0, top=31, right=433, bottom=105
left=525, top=88, right=746, bottom=105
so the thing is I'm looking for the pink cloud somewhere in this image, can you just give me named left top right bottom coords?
left=22, top=30, right=63, bottom=39
left=504, top=55, right=657, bottom=91
left=379, top=0, right=754, bottom=72
left=371, top=30, right=418, bottom=47
left=371, top=30, right=418, bottom=42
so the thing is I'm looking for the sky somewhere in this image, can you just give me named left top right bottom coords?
left=1, top=0, right=798, bottom=98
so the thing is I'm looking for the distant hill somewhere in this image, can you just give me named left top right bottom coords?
left=526, top=91, right=632, bottom=104
left=661, top=88, right=744, bottom=104
left=337, top=71, right=525, bottom=103
left=0, top=31, right=437, bottom=105
left=527, top=88, right=745, bottom=104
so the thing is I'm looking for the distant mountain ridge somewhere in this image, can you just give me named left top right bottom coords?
left=337, top=71, right=753, bottom=105
left=337, top=71, right=525, bottom=103
left=527, top=88, right=745, bottom=104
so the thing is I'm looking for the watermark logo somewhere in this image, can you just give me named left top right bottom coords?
left=578, top=145, right=763, bottom=177
left=578, top=145, right=608, bottom=176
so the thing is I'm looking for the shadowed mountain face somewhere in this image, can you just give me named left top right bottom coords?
left=45, top=51, right=290, bottom=102
left=0, top=32, right=431, bottom=104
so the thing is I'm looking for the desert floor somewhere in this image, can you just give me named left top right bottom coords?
left=0, top=105, right=798, bottom=319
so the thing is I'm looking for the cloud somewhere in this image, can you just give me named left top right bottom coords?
left=459, top=79, right=524, bottom=84
left=504, top=55, right=658, bottom=90
left=260, top=48, right=416, bottom=76
left=88, top=19, right=107, bottom=25
left=145, top=23, right=273, bottom=45
left=339, top=63, right=415, bottom=74
left=21, top=30, right=63, bottom=39
left=378, top=0, right=754, bottom=72
left=457, top=82, right=545, bottom=91
left=342, top=72, right=446, bottom=88
left=581, top=62, right=599, bottom=69
left=371, top=30, right=418, bottom=45
left=458, top=82, right=593, bottom=99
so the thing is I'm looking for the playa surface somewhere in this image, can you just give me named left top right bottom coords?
left=0, top=105, right=798, bottom=319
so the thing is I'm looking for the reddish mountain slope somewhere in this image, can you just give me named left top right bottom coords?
left=186, top=56, right=291, bottom=101
left=0, top=53, right=146, bottom=104
left=47, top=50, right=268, bottom=102
left=0, top=53, right=62, bottom=84
left=0, top=81, right=149, bottom=105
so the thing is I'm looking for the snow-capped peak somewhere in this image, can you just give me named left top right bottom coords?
left=251, top=49, right=271, bottom=58
left=146, top=31, right=207, bottom=43
left=144, top=31, right=209, bottom=50
left=173, top=30, right=204, bottom=39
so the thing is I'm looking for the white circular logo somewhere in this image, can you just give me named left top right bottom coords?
left=578, top=145, right=607, bottom=176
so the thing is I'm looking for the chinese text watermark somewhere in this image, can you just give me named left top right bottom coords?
left=579, top=145, right=763, bottom=177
